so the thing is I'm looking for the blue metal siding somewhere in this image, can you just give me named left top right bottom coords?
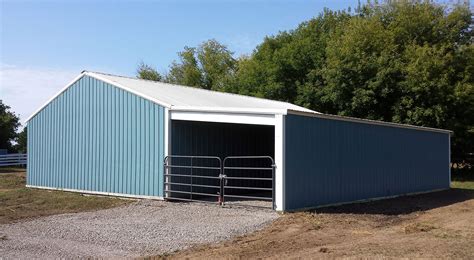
left=284, top=114, right=450, bottom=211
left=27, top=76, right=165, bottom=197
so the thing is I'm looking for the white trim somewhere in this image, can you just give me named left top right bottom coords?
left=170, top=110, right=276, bottom=126
left=171, top=106, right=289, bottom=115
left=164, top=108, right=171, bottom=157
left=274, top=114, right=285, bottom=211
left=26, top=185, right=164, bottom=200
left=164, top=108, right=171, bottom=199
left=25, top=73, right=86, bottom=122
left=285, top=188, right=449, bottom=212
left=287, top=109, right=452, bottom=135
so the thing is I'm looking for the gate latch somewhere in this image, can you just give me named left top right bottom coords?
left=219, top=174, right=228, bottom=185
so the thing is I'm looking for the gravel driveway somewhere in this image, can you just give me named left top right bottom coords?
left=0, top=200, right=278, bottom=258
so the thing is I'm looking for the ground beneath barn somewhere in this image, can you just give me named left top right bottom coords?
left=0, top=200, right=278, bottom=258
left=172, top=188, right=474, bottom=259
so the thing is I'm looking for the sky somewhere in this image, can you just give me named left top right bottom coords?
left=1, top=0, right=362, bottom=124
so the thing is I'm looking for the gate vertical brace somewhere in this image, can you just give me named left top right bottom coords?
left=190, top=157, right=193, bottom=201
left=163, top=157, right=168, bottom=199
left=272, top=163, right=276, bottom=210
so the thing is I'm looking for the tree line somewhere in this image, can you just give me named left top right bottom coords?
left=138, top=1, right=473, bottom=161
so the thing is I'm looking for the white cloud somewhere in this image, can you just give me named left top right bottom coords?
left=0, top=64, right=78, bottom=125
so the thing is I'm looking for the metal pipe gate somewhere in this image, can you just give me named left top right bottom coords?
left=164, top=155, right=275, bottom=209
left=164, top=155, right=222, bottom=203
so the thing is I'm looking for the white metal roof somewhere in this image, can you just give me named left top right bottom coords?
left=88, top=71, right=316, bottom=114
left=25, top=71, right=317, bottom=122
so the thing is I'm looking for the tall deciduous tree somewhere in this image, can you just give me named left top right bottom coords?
left=137, top=1, right=473, bottom=160
left=166, top=46, right=203, bottom=87
left=321, top=2, right=473, bottom=157
left=165, top=39, right=236, bottom=91
left=0, top=100, right=20, bottom=152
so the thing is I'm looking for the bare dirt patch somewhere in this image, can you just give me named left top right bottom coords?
left=172, top=188, right=474, bottom=259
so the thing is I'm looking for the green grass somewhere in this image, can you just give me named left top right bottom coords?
left=0, top=167, right=27, bottom=173
left=451, top=181, right=474, bottom=190
left=451, top=169, right=474, bottom=190
left=0, top=171, right=131, bottom=224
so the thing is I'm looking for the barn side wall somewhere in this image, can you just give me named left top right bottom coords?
left=27, top=76, right=165, bottom=197
left=284, top=114, right=450, bottom=211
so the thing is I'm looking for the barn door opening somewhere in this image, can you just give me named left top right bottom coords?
left=169, top=120, right=275, bottom=208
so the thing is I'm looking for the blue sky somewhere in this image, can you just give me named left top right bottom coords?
left=1, top=0, right=357, bottom=123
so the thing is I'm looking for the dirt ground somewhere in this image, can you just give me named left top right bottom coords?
left=172, top=188, right=474, bottom=259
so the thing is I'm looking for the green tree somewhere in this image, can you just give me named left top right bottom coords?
left=166, top=47, right=203, bottom=87
left=231, top=9, right=351, bottom=104
left=0, top=100, right=20, bottom=152
left=321, top=1, right=473, bottom=156
left=197, top=39, right=236, bottom=90
left=139, top=1, right=474, bottom=160
left=166, top=39, right=236, bottom=91
left=137, top=62, right=162, bottom=81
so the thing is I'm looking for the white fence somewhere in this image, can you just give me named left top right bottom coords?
left=0, top=153, right=27, bottom=167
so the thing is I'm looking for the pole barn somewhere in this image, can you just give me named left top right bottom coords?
left=26, top=71, right=451, bottom=211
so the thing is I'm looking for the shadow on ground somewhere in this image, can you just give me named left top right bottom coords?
left=312, top=188, right=474, bottom=216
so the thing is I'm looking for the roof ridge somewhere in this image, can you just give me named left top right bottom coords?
left=86, top=70, right=306, bottom=109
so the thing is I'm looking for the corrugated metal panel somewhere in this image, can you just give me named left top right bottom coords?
left=88, top=72, right=315, bottom=112
left=171, top=121, right=274, bottom=158
left=284, top=114, right=450, bottom=211
left=27, top=76, right=165, bottom=197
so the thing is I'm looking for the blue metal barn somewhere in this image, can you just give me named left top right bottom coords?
left=26, top=71, right=451, bottom=211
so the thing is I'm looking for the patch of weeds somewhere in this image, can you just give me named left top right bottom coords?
left=451, top=181, right=474, bottom=190
left=404, top=222, right=438, bottom=234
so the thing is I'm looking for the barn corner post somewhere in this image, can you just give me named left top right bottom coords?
left=163, top=107, right=171, bottom=199
left=274, top=113, right=285, bottom=211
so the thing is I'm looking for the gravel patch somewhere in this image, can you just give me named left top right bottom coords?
left=0, top=200, right=278, bottom=258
